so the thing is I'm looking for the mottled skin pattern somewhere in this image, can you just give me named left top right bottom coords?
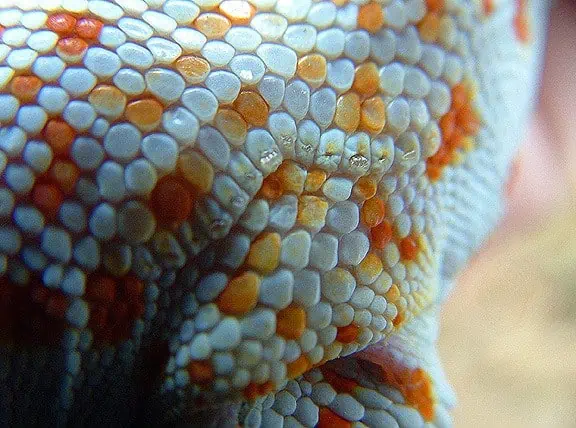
left=0, top=0, right=547, bottom=426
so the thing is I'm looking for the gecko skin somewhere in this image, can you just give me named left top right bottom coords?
left=0, top=0, right=548, bottom=426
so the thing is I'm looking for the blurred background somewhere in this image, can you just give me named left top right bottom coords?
left=438, top=1, right=576, bottom=426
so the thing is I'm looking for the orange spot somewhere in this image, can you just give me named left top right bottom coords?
left=194, top=13, right=231, bottom=38
left=450, top=83, right=467, bottom=111
left=214, top=108, right=247, bottom=145
left=175, top=55, right=211, bottom=84
left=321, top=367, right=358, bottom=394
left=361, top=197, right=386, bottom=228
left=417, top=12, right=442, bottom=43
left=385, top=284, right=401, bottom=302
left=10, top=75, right=42, bottom=103
left=425, top=0, right=444, bottom=13
left=514, top=0, right=530, bottom=43
left=276, top=304, right=306, bottom=339
left=427, top=81, right=480, bottom=181
left=178, top=152, right=215, bottom=194
left=47, top=13, right=77, bottom=35
left=286, top=355, right=310, bottom=378
left=356, top=252, right=384, bottom=284
left=483, top=0, right=494, bottom=15
left=50, top=160, right=79, bottom=194
left=219, top=0, right=255, bottom=24
left=243, top=380, right=275, bottom=400
left=245, top=232, right=281, bottom=275
left=125, top=98, right=164, bottom=132
left=303, top=169, right=327, bottom=193
left=188, top=360, right=214, bottom=384
left=44, top=119, right=76, bottom=157
left=150, top=176, right=194, bottom=227
left=353, top=176, right=377, bottom=200
left=216, top=271, right=260, bottom=315
left=334, top=92, right=361, bottom=133
left=353, top=63, right=379, bottom=98
left=336, top=323, right=360, bottom=343
left=75, top=17, right=103, bottom=39
left=360, top=96, right=386, bottom=134
left=234, top=90, right=269, bottom=127
left=86, top=275, right=145, bottom=345
left=297, top=195, right=329, bottom=231
left=357, top=2, right=384, bottom=33
left=259, top=174, right=284, bottom=200
left=370, top=220, right=393, bottom=249
left=400, top=236, right=419, bottom=261
left=89, top=84, right=127, bottom=119
left=456, top=104, right=481, bottom=135
left=57, top=37, right=89, bottom=60
left=317, top=408, right=352, bottom=428
left=380, top=362, right=436, bottom=422
left=32, top=183, right=63, bottom=221
left=297, top=54, right=327, bottom=88
left=275, top=161, right=306, bottom=195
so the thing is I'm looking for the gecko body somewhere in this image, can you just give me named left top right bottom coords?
left=0, top=0, right=547, bottom=426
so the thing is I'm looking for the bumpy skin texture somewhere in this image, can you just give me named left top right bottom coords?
left=0, top=0, right=547, bottom=426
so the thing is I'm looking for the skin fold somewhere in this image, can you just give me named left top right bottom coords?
left=0, top=0, right=549, bottom=426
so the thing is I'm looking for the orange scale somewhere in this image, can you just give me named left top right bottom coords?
left=188, top=360, right=214, bottom=384
left=75, top=17, right=104, bottom=39
left=86, top=275, right=117, bottom=305
left=259, top=174, right=284, bottom=200
left=353, top=176, right=377, bottom=200
left=317, top=407, right=352, bottom=428
left=10, top=75, right=42, bottom=104
left=216, top=271, right=260, bottom=315
left=361, top=197, right=386, bottom=228
left=214, top=108, right=247, bottom=145
left=234, top=90, right=269, bottom=127
left=425, top=0, right=444, bottom=13
left=385, top=284, right=401, bottom=302
left=455, top=104, right=481, bottom=135
left=303, top=169, right=327, bottom=193
left=175, top=55, right=211, bottom=84
left=178, top=152, right=215, bottom=195
left=334, top=92, right=361, bottom=134
left=89, top=84, right=127, bottom=120
left=150, top=176, right=194, bottom=227
left=360, top=96, right=386, bottom=134
left=514, top=0, right=530, bottom=43
left=243, top=380, right=275, bottom=400
left=47, top=13, right=77, bottom=35
left=321, top=367, right=358, bottom=394
left=336, top=323, right=360, bottom=344
left=125, top=98, right=164, bottom=132
left=439, top=109, right=456, bottom=142
left=357, top=2, right=384, bottom=34
left=275, top=161, right=306, bottom=195
left=32, top=183, right=63, bottom=221
left=297, top=54, right=327, bottom=88
left=400, top=236, right=419, bottom=261
left=56, top=37, right=89, bottom=61
left=286, top=355, right=310, bottom=378
left=370, top=220, right=393, bottom=249
left=245, top=232, right=281, bottom=275
left=44, top=119, right=76, bottom=157
left=276, top=304, right=306, bottom=340
left=194, top=13, right=231, bottom=39
left=417, top=12, right=442, bottom=43
left=49, top=160, right=80, bottom=194
left=352, top=62, right=380, bottom=98
left=218, top=0, right=255, bottom=24
left=450, top=83, right=467, bottom=111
